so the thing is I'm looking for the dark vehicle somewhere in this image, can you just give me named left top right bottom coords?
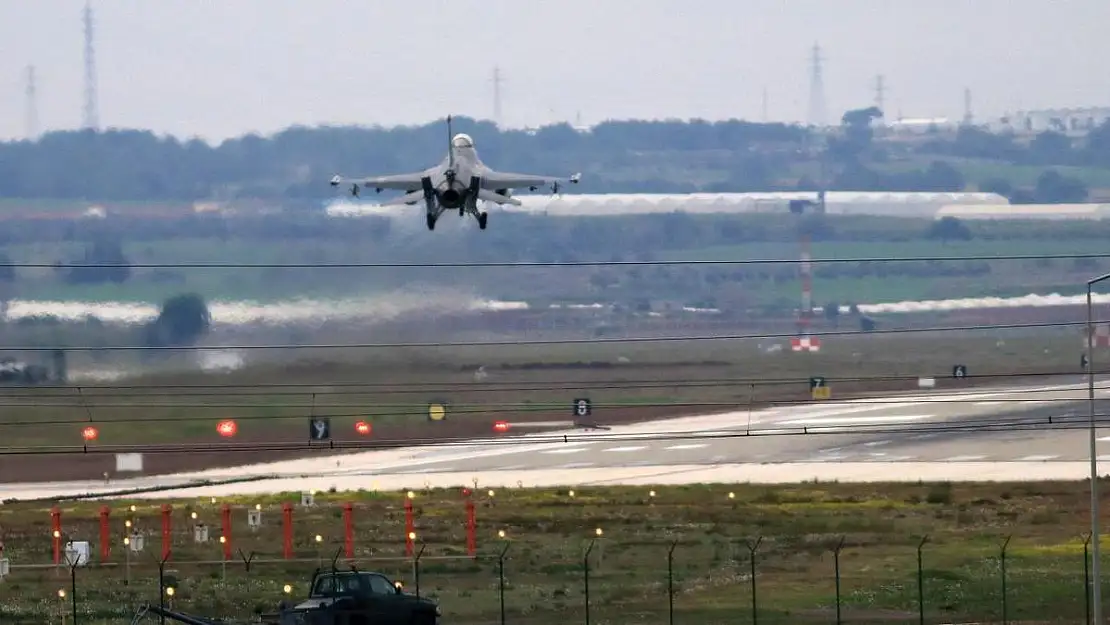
left=261, top=568, right=440, bottom=625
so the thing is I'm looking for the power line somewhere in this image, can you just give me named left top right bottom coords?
left=0, top=369, right=1088, bottom=396
left=0, top=319, right=1090, bottom=352
left=0, top=392, right=1097, bottom=427
left=11, top=252, right=1110, bottom=269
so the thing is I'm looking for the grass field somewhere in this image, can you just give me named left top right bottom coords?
left=0, top=325, right=1089, bottom=483
left=0, top=482, right=1105, bottom=624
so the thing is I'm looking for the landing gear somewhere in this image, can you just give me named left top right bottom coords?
left=426, top=214, right=436, bottom=230
left=477, top=212, right=488, bottom=230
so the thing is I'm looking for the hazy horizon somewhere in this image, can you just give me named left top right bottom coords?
left=2, top=0, right=1108, bottom=144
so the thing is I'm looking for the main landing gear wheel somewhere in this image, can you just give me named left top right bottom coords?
left=477, top=212, right=488, bottom=230
left=426, top=214, right=436, bottom=230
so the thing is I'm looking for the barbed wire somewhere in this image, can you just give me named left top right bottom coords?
left=13, top=252, right=1110, bottom=268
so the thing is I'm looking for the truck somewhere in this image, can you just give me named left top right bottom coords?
left=260, top=567, right=441, bottom=625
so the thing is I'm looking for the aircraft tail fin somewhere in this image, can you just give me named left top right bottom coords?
left=447, top=115, right=455, bottom=170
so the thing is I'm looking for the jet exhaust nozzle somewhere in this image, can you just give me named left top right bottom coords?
left=440, top=189, right=462, bottom=208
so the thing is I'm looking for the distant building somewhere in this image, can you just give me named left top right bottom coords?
left=987, top=107, right=1110, bottom=136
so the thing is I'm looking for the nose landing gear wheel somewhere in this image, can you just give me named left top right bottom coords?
left=426, top=214, right=436, bottom=230
left=477, top=212, right=488, bottom=230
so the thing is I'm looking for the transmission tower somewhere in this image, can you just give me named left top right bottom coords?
left=491, top=66, right=504, bottom=127
left=82, top=0, right=99, bottom=131
left=807, top=43, right=827, bottom=127
left=963, top=87, right=974, bottom=126
left=25, top=65, right=39, bottom=140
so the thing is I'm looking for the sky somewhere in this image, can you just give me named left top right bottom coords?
left=1, top=0, right=1108, bottom=144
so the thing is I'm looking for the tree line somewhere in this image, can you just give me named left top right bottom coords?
left=1, top=113, right=1107, bottom=201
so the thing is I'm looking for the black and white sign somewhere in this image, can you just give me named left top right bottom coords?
left=309, top=417, right=331, bottom=441
left=952, top=365, right=967, bottom=379
left=1083, top=353, right=1090, bottom=371
left=809, top=376, right=826, bottom=389
left=573, top=398, right=592, bottom=417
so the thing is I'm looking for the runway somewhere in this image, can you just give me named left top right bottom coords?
left=2, top=377, right=1108, bottom=500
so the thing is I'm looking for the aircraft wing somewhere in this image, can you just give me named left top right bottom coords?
left=329, top=171, right=428, bottom=192
left=480, top=170, right=581, bottom=190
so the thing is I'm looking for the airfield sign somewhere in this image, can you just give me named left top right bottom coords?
left=809, top=377, right=831, bottom=400
left=574, top=398, right=592, bottom=417
left=953, top=365, right=968, bottom=378
left=309, top=417, right=331, bottom=441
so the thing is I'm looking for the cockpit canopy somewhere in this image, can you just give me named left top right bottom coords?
left=451, top=133, right=474, bottom=149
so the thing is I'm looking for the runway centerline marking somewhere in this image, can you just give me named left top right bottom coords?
left=604, top=446, right=648, bottom=452
left=664, top=444, right=708, bottom=450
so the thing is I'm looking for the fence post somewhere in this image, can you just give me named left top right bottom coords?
left=160, top=504, right=172, bottom=562
left=343, top=503, right=354, bottom=559
left=50, top=507, right=62, bottom=566
left=98, top=507, right=110, bottom=562
left=999, top=535, right=1012, bottom=625
left=746, top=536, right=763, bottom=625
left=67, top=551, right=79, bottom=625
left=834, top=536, right=846, bottom=625
left=1084, top=532, right=1093, bottom=625
left=156, top=551, right=171, bottom=625
left=282, top=503, right=294, bottom=560
left=413, top=543, right=426, bottom=599
left=917, top=535, right=929, bottom=625
left=498, top=541, right=511, bottom=625
left=584, top=538, right=597, bottom=625
left=404, top=495, right=415, bottom=556
left=668, top=541, right=678, bottom=625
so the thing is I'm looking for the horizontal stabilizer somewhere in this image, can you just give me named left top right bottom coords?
left=477, top=189, right=522, bottom=206
left=379, top=190, right=425, bottom=206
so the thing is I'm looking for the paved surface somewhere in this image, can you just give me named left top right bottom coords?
left=2, top=376, right=1108, bottom=500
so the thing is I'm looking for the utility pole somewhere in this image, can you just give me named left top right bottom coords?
left=491, top=66, right=504, bottom=127
left=25, top=65, right=38, bottom=140
left=82, top=0, right=100, bottom=130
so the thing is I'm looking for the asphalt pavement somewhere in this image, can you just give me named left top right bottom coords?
left=3, top=376, right=1108, bottom=500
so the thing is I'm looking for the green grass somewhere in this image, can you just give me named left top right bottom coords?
left=0, top=482, right=1106, bottom=624
left=871, top=155, right=1110, bottom=189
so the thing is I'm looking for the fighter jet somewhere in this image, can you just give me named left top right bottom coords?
left=329, top=116, right=581, bottom=231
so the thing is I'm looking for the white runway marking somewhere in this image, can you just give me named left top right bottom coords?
left=542, top=448, right=588, bottom=455
left=560, top=462, right=595, bottom=469
left=941, top=455, right=986, bottom=462
left=864, top=440, right=891, bottom=447
left=604, top=446, right=647, bottom=452
left=975, top=401, right=1005, bottom=406
left=664, top=444, right=708, bottom=450
left=1018, top=455, right=1059, bottom=461
left=780, top=414, right=935, bottom=426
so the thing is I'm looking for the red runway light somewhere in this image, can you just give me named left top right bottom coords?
left=217, top=420, right=237, bottom=437
left=492, top=420, right=510, bottom=433
left=81, top=426, right=98, bottom=441
left=355, top=421, right=371, bottom=435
